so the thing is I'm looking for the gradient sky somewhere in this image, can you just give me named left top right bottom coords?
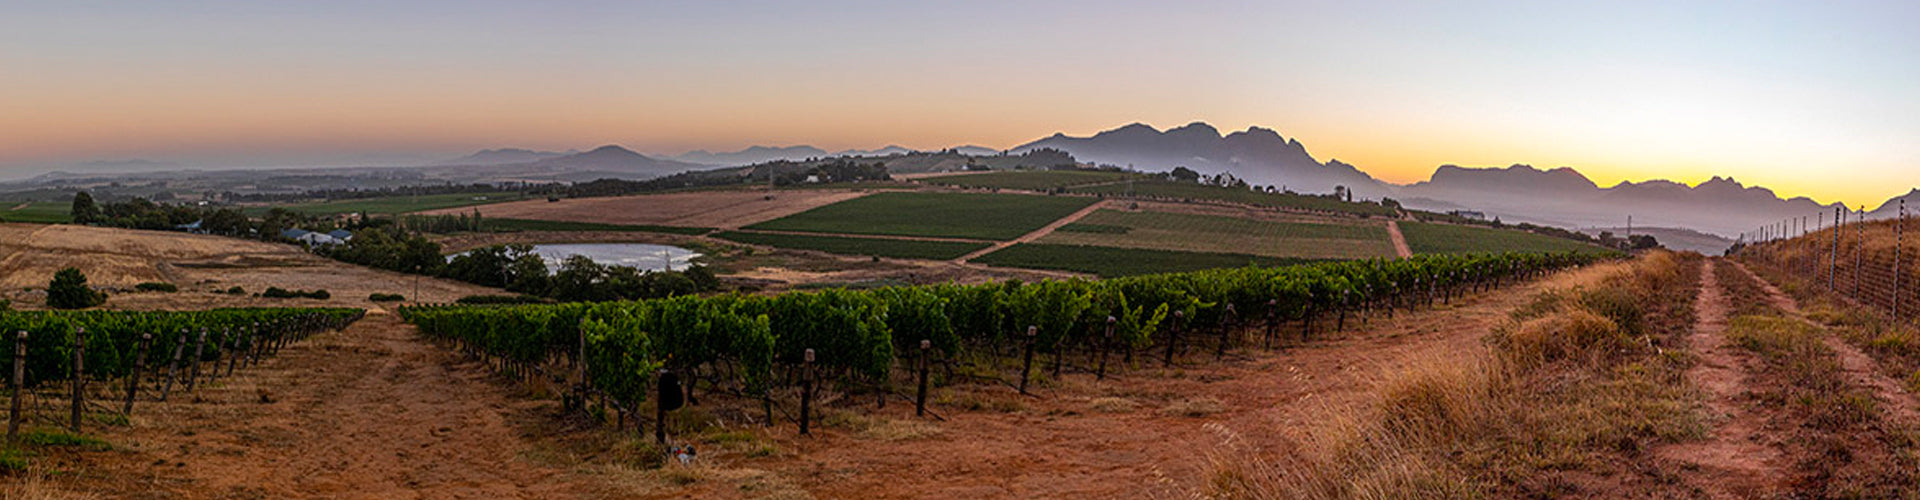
left=4, top=0, right=1916, bottom=207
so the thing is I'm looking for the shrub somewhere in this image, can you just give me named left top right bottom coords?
left=226, top=286, right=246, bottom=295
left=47, top=267, right=106, bottom=309
left=369, top=293, right=405, bottom=302
left=135, top=282, right=178, bottom=293
left=263, top=287, right=330, bottom=300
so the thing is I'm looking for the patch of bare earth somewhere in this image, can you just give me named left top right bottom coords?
left=39, top=312, right=608, bottom=499
left=1727, top=260, right=1920, bottom=422
left=416, top=189, right=872, bottom=229
left=1653, top=259, right=1784, bottom=499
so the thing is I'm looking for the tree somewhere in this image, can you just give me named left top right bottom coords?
left=1169, top=166, right=1201, bottom=182
left=47, top=267, right=106, bottom=309
left=71, top=191, right=101, bottom=224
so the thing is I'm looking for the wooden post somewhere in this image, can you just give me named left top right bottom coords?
left=1832, top=207, right=1841, bottom=291
left=1097, top=317, right=1115, bottom=380
left=799, top=349, right=814, bottom=436
left=1898, top=201, right=1906, bottom=323
left=159, top=330, right=187, bottom=402
left=1163, top=312, right=1182, bottom=367
left=916, top=340, right=931, bottom=417
left=1216, top=303, right=1236, bottom=361
left=124, top=333, right=151, bottom=415
left=1019, top=326, right=1038, bottom=394
left=1263, top=299, right=1278, bottom=350
left=9, top=331, right=25, bottom=441
left=71, top=327, right=86, bottom=433
left=655, top=369, right=669, bottom=444
left=185, top=328, right=209, bottom=391
left=225, top=328, right=241, bottom=377
left=576, top=322, right=588, bottom=415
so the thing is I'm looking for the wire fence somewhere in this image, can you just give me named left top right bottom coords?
left=1735, top=200, right=1912, bottom=323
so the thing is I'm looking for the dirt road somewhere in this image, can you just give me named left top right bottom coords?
left=1653, top=259, right=1783, bottom=499
left=1385, top=220, right=1412, bottom=258
left=954, top=200, right=1108, bottom=263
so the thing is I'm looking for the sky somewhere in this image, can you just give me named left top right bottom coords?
left=3, top=0, right=1916, bottom=207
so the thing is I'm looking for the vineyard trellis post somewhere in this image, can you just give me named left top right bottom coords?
left=1097, top=316, right=1115, bottom=380
left=1216, top=303, right=1236, bottom=361
left=9, top=331, right=25, bottom=441
left=160, top=330, right=187, bottom=402
left=224, top=328, right=241, bottom=377
left=185, top=328, right=209, bottom=391
left=124, top=333, right=151, bottom=415
left=1262, top=299, right=1278, bottom=351
left=915, top=339, right=930, bottom=417
left=1163, top=312, right=1183, bottom=367
left=71, top=327, right=85, bottom=433
left=799, top=349, right=814, bottom=436
left=1020, top=325, right=1038, bottom=394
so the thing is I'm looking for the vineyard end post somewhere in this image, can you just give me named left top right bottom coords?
left=124, top=333, right=152, bottom=415
left=9, top=331, right=25, bottom=442
left=916, top=339, right=930, bottom=417
left=1164, top=312, right=1182, bottom=368
left=1019, top=326, right=1038, bottom=395
left=71, top=326, right=85, bottom=433
left=800, top=349, right=814, bottom=436
left=1097, top=317, right=1115, bottom=380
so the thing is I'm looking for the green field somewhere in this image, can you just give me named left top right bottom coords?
left=248, top=192, right=528, bottom=216
left=1, top=201, right=73, bottom=223
left=923, top=170, right=1140, bottom=191
left=1069, top=181, right=1399, bottom=217
left=745, top=192, right=1097, bottom=241
left=486, top=218, right=712, bottom=235
left=715, top=231, right=992, bottom=260
left=1399, top=221, right=1617, bottom=256
left=973, top=243, right=1318, bottom=278
left=1038, top=210, right=1395, bottom=260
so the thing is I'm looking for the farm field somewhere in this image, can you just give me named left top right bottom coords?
left=745, top=191, right=1098, bottom=240
left=1399, top=220, right=1617, bottom=255
left=0, top=223, right=495, bottom=309
left=1068, top=179, right=1400, bottom=217
left=920, top=169, right=1139, bottom=190
left=971, top=242, right=1317, bottom=277
left=714, top=231, right=992, bottom=260
left=1, top=201, right=73, bottom=223
left=418, top=188, right=869, bottom=229
left=1036, top=209, right=1396, bottom=259
left=247, top=191, right=528, bottom=216
left=483, top=218, right=713, bottom=235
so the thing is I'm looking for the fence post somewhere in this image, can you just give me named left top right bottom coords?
left=9, top=331, right=25, bottom=441
left=185, top=328, right=209, bottom=391
left=160, top=330, right=187, bottom=402
left=1899, top=201, right=1907, bottom=323
left=71, top=326, right=86, bottom=433
left=124, top=333, right=151, bottom=415
left=1020, top=326, right=1038, bottom=394
left=916, top=339, right=930, bottom=417
left=799, top=349, right=814, bottom=436
left=1164, top=312, right=1183, bottom=367
left=1855, top=206, right=1864, bottom=299
left=1832, top=207, right=1842, bottom=291
left=1217, top=303, right=1236, bottom=360
left=1097, top=317, right=1115, bottom=380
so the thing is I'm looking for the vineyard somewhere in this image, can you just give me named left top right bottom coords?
left=1, top=307, right=363, bottom=436
left=399, top=251, right=1603, bottom=436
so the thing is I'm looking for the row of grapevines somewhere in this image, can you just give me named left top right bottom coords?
left=0, top=308, right=366, bottom=387
left=400, top=252, right=1603, bottom=411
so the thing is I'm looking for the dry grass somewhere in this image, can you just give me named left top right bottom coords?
left=0, top=472, right=102, bottom=500
left=1087, top=397, right=1139, bottom=413
left=1159, top=396, right=1226, bottom=418
left=1204, top=251, right=1706, bottom=499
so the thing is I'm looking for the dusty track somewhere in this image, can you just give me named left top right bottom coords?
left=954, top=200, right=1108, bottom=263
left=1385, top=220, right=1412, bottom=259
left=49, top=312, right=603, bottom=499
left=1654, top=259, right=1783, bottom=499
left=1727, top=260, right=1920, bottom=423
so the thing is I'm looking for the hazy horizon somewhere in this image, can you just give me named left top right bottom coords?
left=5, top=0, right=1916, bottom=207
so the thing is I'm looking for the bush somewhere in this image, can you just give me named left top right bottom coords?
left=47, top=267, right=106, bottom=309
left=455, top=294, right=551, bottom=305
left=263, top=287, right=330, bottom=300
left=369, top=293, right=405, bottom=302
left=134, top=282, right=178, bottom=293
left=226, top=286, right=246, bottom=295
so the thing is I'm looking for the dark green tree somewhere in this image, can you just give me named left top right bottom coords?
left=70, top=191, right=101, bottom=224
left=47, top=267, right=106, bottom=309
